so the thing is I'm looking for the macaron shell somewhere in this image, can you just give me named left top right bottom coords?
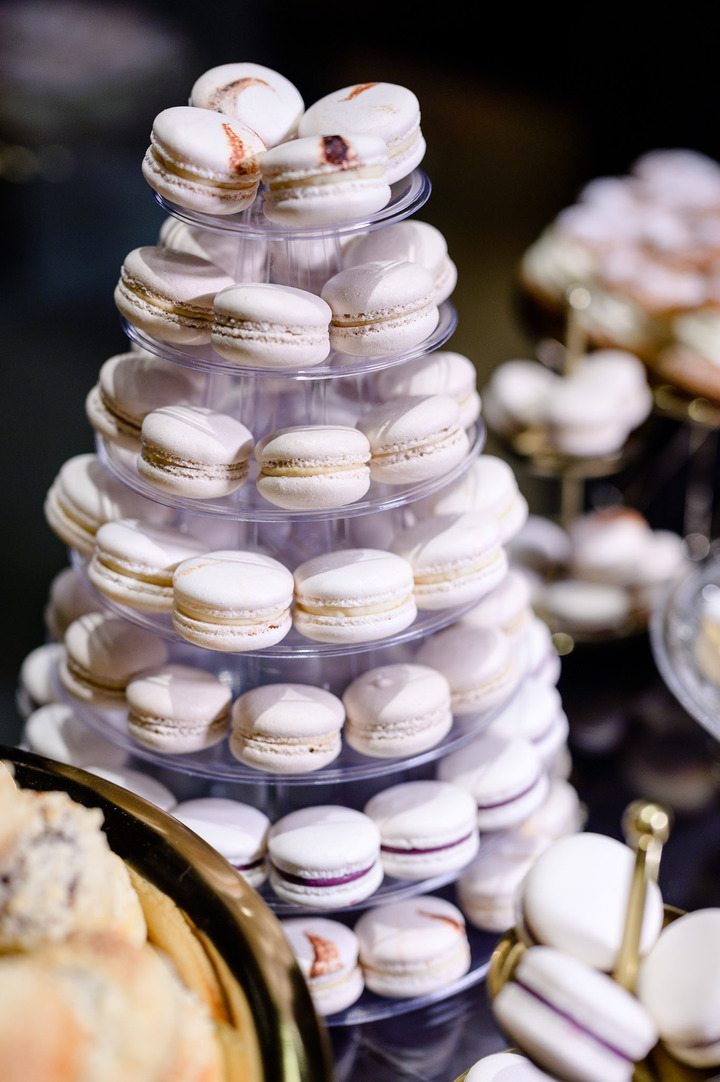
left=298, top=81, right=425, bottom=184
left=342, top=662, right=453, bottom=758
left=172, top=549, right=294, bottom=651
left=171, top=797, right=270, bottom=886
left=460, top=568, right=533, bottom=641
left=125, top=663, right=232, bottom=753
left=515, top=831, right=665, bottom=970
left=158, top=215, right=253, bottom=277
left=493, top=945, right=658, bottom=1082
left=357, top=394, right=469, bottom=484
left=254, top=424, right=371, bottom=510
left=456, top=849, right=536, bottom=932
left=189, top=61, right=304, bottom=148
left=44, top=452, right=169, bottom=555
left=60, top=611, right=169, bottom=708
left=390, top=512, right=508, bottom=610
left=281, top=916, right=364, bottom=1014
left=354, top=895, right=470, bottom=997
left=486, top=678, right=569, bottom=769
left=437, top=732, right=549, bottom=831
left=43, top=565, right=103, bottom=641
left=229, top=683, right=345, bottom=773
left=260, top=132, right=391, bottom=226
left=293, top=547, right=417, bottom=643
left=210, top=282, right=332, bottom=368
left=513, top=777, right=585, bottom=848
left=17, top=643, right=67, bottom=713
left=344, top=220, right=456, bottom=303
left=321, top=260, right=438, bottom=358
left=465, top=1051, right=559, bottom=1081
left=428, top=454, right=530, bottom=543
left=636, top=908, right=720, bottom=1066
left=85, top=350, right=204, bottom=451
left=139, top=405, right=254, bottom=499
left=364, top=779, right=479, bottom=879
left=268, top=804, right=383, bottom=908
left=88, top=765, right=177, bottom=810
left=142, top=105, right=266, bottom=215
left=23, top=702, right=129, bottom=770
left=114, top=246, right=234, bottom=346
left=375, top=349, right=479, bottom=422
left=88, top=518, right=208, bottom=612
left=416, top=624, right=520, bottom=716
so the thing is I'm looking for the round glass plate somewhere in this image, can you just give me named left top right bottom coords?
left=153, top=168, right=432, bottom=242
left=1, top=745, right=334, bottom=1082
left=261, top=830, right=510, bottom=919
left=96, top=421, right=485, bottom=523
left=328, top=929, right=496, bottom=1027
left=650, top=542, right=720, bottom=740
left=68, top=547, right=497, bottom=660
left=59, top=684, right=511, bottom=787
left=120, top=300, right=458, bottom=380
left=316, top=884, right=498, bottom=1027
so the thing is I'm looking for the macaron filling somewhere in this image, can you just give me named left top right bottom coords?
left=380, top=831, right=475, bottom=855
left=372, top=423, right=466, bottom=461
left=232, top=855, right=266, bottom=874
left=476, top=773, right=545, bottom=813
left=272, top=863, right=377, bottom=888
left=294, top=594, right=413, bottom=619
left=174, top=600, right=290, bottom=626
left=140, top=444, right=250, bottom=485
left=148, top=151, right=260, bottom=191
left=117, top=276, right=214, bottom=323
left=63, top=657, right=128, bottom=698
left=331, top=299, right=433, bottom=327
left=267, top=163, right=387, bottom=189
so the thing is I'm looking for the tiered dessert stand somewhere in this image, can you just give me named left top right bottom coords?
left=58, top=158, right=523, bottom=1026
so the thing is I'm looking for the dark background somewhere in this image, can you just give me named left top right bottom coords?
left=4, top=7, right=720, bottom=1079
left=1, top=0, right=719, bottom=738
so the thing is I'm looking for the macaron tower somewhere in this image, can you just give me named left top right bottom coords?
left=29, top=58, right=577, bottom=1039
left=485, top=801, right=673, bottom=1082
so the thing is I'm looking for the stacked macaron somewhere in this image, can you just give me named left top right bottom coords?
left=280, top=893, right=472, bottom=1012
left=488, top=829, right=668, bottom=1082
left=482, top=348, right=653, bottom=461
left=27, top=54, right=564, bottom=1034
left=508, top=508, right=687, bottom=638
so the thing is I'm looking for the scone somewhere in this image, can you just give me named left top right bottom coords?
left=0, top=932, right=224, bottom=1082
left=0, top=762, right=146, bottom=951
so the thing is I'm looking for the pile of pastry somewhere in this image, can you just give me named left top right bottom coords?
left=482, top=347, right=653, bottom=462
left=467, top=830, right=720, bottom=1082
left=0, top=760, right=225, bottom=1082
left=518, top=147, right=720, bottom=404
left=507, top=507, right=688, bottom=639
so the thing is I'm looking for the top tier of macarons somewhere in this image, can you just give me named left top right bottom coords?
left=110, top=65, right=462, bottom=390
left=143, top=63, right=426, bottom=226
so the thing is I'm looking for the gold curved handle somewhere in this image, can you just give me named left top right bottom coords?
left=614, top=800, right=672, bottom=993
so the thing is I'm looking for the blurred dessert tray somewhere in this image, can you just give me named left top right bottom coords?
left=650, top=541, right=720, bottom=741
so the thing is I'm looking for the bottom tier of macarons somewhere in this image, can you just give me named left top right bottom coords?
left=16, top=570, right=584, bottom=1023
